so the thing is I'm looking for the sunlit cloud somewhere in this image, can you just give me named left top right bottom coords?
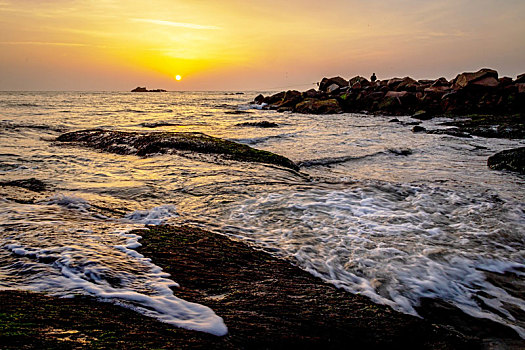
left=131, top=18, right=221, bottom=30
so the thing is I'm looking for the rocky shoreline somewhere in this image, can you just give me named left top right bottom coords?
left=2, top=225, right=523, bottom=349
left=252, top=68, right=524, bottom=118
left=55, top=129, right=298, bottom=171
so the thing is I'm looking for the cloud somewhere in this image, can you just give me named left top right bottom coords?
left=131, top=18, right=221, bottom=30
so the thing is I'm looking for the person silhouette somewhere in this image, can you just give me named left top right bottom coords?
left=370, top=73, right=377, bottom=82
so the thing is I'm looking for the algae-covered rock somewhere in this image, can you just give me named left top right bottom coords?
left=487, top=147, right=525, bottom=174
left=56, top=129, right=298, bottom=170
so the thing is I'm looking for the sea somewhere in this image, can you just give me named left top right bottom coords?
left=1, top=91, right=524, bottom=337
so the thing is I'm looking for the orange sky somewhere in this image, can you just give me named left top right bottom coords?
left=1, top=0, right=524, bottom=91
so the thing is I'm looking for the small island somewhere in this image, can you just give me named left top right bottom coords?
left=131, top=86, right=167, bottom=92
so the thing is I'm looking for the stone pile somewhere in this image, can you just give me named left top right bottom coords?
left=253, top=69, right=524, bottom=116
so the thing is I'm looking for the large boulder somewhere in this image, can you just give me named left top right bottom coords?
left=487, top=147, right=525, bottom=174
left=263, top=91, right=285, bottom=105
left=453, top=68, right=499, bottom=89
left=276, top=90, right=303, bottom=108
left=349, top=76, right=370, bottom=89
left=395, top=77, right=419, bottom=92
left=319, top=77, right=348, bottom=92
left=295, top=98, right=342, bottom=114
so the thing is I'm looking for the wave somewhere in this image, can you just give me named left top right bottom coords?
left=298, top=152, right=385, bottom=167
left=232, top=132, right=297, bottom=145
left=0, top=121, right=66, bottom=133
left=298, top=148, right=412, bottom=168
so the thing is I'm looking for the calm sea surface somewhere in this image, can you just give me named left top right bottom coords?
left=1, top=91, right=524, bottom=336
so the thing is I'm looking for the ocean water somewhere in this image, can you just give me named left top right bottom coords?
left=1, top=91, right=524, bottom=337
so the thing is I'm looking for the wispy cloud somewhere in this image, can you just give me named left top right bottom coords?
left=131, top=18, right=221, bottom=30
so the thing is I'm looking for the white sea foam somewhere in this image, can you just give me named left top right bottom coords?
left=226, top=183, right=525, bottom=337
left=123, top=204, right=179, bottom=225
left=0, top=200, right=227, bottom=336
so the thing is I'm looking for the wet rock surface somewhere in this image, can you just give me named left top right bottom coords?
left=55, top=129, right=298, bottom=170
left=0, top=178, right=47, bottom=192
left=235, top=121, right=279, bottom=128
left=487, top=147, right=525, bottom=174
left=5, top=225, right=519, bottom=349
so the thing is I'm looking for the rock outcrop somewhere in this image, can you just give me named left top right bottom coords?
left=56, top=129, right=298, bottom=170
left=131, top=87, right=167, bottom=92
left=252, top=69, right=524, bottom=118
left=487, top=147, right=525, bottom=174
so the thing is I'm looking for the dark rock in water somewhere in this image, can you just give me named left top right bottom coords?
left=295, top=98, right=342, bottom=114
left=441, top=114, right=525, bottom=139
left=427, top=129, right=472, bottom=138
left=277, top=90, right=303, bottom=108
left=388, top=148, right=412, bottom=156
left=253, top=94, right=265, bottom=104
left=131, top=87, right=167, bottom=92
left=140, top=122, right=179, bottom=128
left=487, top=147, right=525, bottom=174
left=56, top=129, right=298, bottom=170
left=0, top=178, right=47, bottom=192
left=412, top=126, right=427, bottom=133
left=235, top=121, right=279, bottom=128
left=224, top=110, right=251, bottom=115
left=389, top=118, right=400, bottom=123
left=412, top=110, right=434, bottom=120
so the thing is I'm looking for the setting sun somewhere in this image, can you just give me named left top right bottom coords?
left=175, top=75, right=182, bottom=81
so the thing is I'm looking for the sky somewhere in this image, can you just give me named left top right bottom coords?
left=0, top=0, right=524, bottom=91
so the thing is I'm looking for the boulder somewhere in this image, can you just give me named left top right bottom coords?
left=412, top=110, right=433, bottom=120
left=303, top=89, right=319, bottom=98
left=319, top=77, right=348, bottom=92
left=295, top=98, right=342, bottom=114
left=253, top=94, right=265, bottom=104
left=412, top=126, right=427, bottom=133
left=515, top=73, right=525, bottom=84
left=349, top=76, right=370, bottom=88
left=387, top=78, right=404, bottom=89
left=453, top=68, right=499, bottom=89
left=327, top=84, right=341, bottom=94
left=487, top=147, right=525, bottom=174
left=263, top=91, right=285, bottom=105
left=395, top=77, right=419, bottom=91
left=431, top=77, right=451, bottom=87
left=276, top=90, right=303, bottom=108
left=498, top=77, right=513, bottom=87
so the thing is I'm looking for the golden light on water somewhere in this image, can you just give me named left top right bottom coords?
left=175, top=75, right=182, bottom=81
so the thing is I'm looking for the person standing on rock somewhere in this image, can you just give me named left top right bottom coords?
left=370, top=73, right=377, bottom=82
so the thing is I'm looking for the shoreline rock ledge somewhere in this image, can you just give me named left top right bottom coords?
left=252, top=69, right=525, bottom=117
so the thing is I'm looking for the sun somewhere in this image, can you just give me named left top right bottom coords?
left=175, top=75, right=182, bottom=81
